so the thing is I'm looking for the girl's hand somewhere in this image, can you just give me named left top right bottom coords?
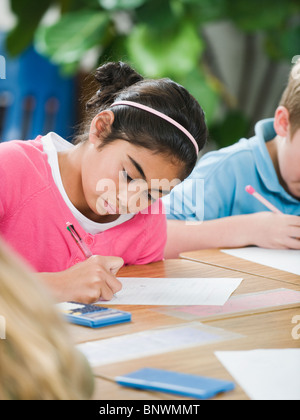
left=249, top=212, right=300, bottom=249
left=41, top=255, right=124, bottom=304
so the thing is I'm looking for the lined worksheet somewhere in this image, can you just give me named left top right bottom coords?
left=98, top=277, right=243, bottom=306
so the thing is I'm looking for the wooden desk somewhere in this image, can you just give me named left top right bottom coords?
left=69, top=259, right=300, bottom=401
left=91, top=307, right=299, bottom=401
left=180, top=249, right=300, bottom=286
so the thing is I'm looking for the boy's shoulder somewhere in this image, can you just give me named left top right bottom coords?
left=195, top=136, right=257, bottom=176
left=198, top=118, right=275, bottom=173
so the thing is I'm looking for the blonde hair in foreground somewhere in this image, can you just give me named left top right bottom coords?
left=0, top=239, right=94, bottom=400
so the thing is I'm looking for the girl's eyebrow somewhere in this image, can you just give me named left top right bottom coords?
left=127, top=155, right=173, bottom=195
left=128, top=155, right=146, bottom=180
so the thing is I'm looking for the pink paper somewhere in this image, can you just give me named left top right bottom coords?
left=171, top=288, right=300, bottom=317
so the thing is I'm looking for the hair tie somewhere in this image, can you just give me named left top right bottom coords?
left=110, top=100, right=199, bottom=155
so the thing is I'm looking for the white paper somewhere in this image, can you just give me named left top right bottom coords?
left=215, top=349, right=300, bottom=400
left=99, top=277, right=243, bottom=306
left=77, top=322, right=241, bottom=367
left=221, top=247, right=300, bottom=276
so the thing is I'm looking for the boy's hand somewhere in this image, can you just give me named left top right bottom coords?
left=251, top=212, right=300, bottom=249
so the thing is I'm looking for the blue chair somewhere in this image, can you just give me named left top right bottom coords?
left=0, top=31, right=76, bottom=142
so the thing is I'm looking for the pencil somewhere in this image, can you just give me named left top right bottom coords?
left=245, top=185, right=283, bottom=214
left=66, top=222, right=93, bottom=258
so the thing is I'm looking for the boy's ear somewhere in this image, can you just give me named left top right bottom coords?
left=89, top=111, right=115, bottom=144
left=273, top=106, right=290, bottom=137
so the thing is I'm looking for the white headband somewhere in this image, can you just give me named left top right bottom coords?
left=110, top=100, right=199, bottom=155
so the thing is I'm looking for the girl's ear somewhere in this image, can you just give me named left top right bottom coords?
left=273, top=106, right=290, bottom=137
left=89, top=111, right=115, bottom=145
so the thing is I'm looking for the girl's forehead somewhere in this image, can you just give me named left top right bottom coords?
left=111, top=140, right=175, bottom=163
left=102, top=139, right=185, bottom=179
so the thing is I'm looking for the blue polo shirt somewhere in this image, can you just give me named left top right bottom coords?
left=163, top=118, right=300, bottom=221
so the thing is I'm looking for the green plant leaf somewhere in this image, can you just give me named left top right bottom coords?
left=179, top=67, right=220, bottom=126
left=9, top=0, right=52, bottom=17
left=179, top=0, right=227, bottom=24
left=265, top=26, right=300, bottom=61
left=135, top=0, right=178, bottom=31
left=209, top=110, right=251, bottom=148
left=98, top=0, right=147, bottom=10
left=279, top=26, right=300, bottom=60
left=6, top=0, right=53, bottom=56
left=35, top=9, right=111, bottom=71
left=99, top=34, right=128, bottom=63
left=58, top=0, right=101, bottom=13
left=126, top=20, right=203, bottom=78
left=226, top=0, right=292, bottom=32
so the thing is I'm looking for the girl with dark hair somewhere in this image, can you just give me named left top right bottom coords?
left=0, top=61, right=207, bottom=303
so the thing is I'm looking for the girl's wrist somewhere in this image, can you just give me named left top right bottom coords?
left=39, top=271, right=70, bottom=302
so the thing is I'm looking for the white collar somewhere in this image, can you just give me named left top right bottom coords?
left=41, top=132, right=134, bottom=234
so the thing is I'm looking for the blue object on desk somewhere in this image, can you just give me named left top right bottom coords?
left=58, top=302, right=131, bottom=328
left=0, top=31, right=76, bottom=142
left=116, top=367, right=235, bottom=399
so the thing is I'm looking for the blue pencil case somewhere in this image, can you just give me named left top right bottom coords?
left=116, top=367, right=235, bottom=399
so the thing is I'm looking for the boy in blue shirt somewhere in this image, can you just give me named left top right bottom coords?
left=164, top=61, right=300, bottom=258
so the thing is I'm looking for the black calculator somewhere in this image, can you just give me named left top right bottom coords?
left=57, top=302, right=131, bottom=328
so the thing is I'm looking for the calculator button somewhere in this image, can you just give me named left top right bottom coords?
left=82, top=305, right=108, bottom=314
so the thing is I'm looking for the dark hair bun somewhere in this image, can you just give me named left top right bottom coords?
left=86, top=61, right=143, bottom=109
